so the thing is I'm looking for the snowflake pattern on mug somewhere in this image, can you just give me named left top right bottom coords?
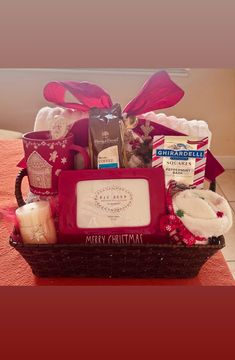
left=49, top=151, right=58, bottom=162
left=55, top=169, right=62, bottom=176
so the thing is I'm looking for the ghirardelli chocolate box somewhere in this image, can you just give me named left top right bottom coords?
left=89, top=103, right=126, bottom=169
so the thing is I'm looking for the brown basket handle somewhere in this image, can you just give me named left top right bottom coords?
left=15, top=168, right=28, bottom=207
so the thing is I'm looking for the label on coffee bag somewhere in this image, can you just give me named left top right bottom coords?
left=97, top=145, right=119, bottom=169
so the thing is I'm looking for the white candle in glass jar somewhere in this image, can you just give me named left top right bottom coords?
left=15, top=201, right=57, bottom=244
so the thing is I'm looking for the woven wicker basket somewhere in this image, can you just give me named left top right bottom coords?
left=9, top=169, right=225, bottom=278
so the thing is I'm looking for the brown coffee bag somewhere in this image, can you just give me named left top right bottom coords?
left=89, top=104, right=125, bottom=169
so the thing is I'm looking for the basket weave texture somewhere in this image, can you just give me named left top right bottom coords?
left=9, top=231, right=224, bottom=278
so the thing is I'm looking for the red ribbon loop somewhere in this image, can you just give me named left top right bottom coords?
left=43, top=81, right=113, bottom=111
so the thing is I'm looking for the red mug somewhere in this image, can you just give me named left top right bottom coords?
left=22, top=131, right=90, bottom=196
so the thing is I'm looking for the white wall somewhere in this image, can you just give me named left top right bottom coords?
left=0, top=68, right=234, bottom=156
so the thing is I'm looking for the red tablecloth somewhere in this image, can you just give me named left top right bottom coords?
left=0, top=140, right=234, bottom=286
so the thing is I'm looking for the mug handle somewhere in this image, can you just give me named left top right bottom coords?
left=15, top=168, right=28, bottom=207
left=70, top=144, right=90, bottom=169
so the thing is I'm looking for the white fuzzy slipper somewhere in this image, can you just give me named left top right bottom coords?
left=172, top=189, right=233, bottom=239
